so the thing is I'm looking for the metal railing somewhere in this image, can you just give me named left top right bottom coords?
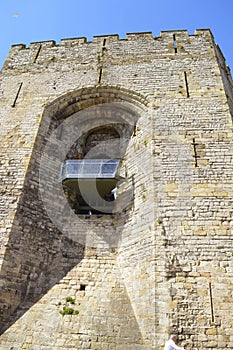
left=60, top=159, right=120, bottom=182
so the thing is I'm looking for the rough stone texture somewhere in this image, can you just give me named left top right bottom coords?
left=0, top=29, right=232, bottom=349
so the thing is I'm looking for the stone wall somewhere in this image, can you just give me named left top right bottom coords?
left=0, top=29, right=232, bottom=349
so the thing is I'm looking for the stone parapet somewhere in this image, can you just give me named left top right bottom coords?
left=1, top=29, right=215, bottom=73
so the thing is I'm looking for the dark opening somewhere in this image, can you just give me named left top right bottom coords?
left=62, top=122, right=135, bottom=216
left=80, top=284, right=86, bottom=291
left=12, top=82, right=23, bottom=108
left=98, top=67, right=103, bottom=84
left=173, top=34, right=177, bottom=53
left=184, top=71, right=190, bottom=98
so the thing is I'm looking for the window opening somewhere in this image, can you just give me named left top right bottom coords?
left=60, top=125, right=127, bottom=216
left=60, top=120, right=137, bottom=216
left=61, top=158, right=122, bottom=215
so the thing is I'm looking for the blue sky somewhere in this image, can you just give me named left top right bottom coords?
left=0, top=0, right=233, bottom=70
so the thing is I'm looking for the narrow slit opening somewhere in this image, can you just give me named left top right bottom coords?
left=192, top=138, right=198, bottom=167
left=184, top=71, right=190, bottom=98
left=209, top=282, right=214, bottom=322
left=33, top=45, right=42, bottom=63
left=12, top=82, right=23, bottom=108
left=133, top=122, right=137, bottom=136
left=173, top=34, right=177, bottom=53
left=98, top=67, right=103, bottom=84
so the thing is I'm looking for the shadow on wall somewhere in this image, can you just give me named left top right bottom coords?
left=0, top=85, right=147, bottom=335
left=0, top=151, right=85, bottom=334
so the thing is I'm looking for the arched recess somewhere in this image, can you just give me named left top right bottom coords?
left=40, top=85, right=150, bottom=216
left=84, top=126, right=120, bottom=157
left=0, top=86, right=151, bottom=337
left=44, top=85, right=150, bottom=122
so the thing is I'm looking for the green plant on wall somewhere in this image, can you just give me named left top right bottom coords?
left=59, top=296, right=79, bottom=316
left=60, top=306, right=79, bottom=316
left=65, top=296, right=75, bottom=304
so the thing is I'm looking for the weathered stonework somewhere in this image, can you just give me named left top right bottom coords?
left=0, top=29, right=232, bottom=349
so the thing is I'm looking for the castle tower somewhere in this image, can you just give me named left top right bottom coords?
left=0, top=30, right=233, bottom=349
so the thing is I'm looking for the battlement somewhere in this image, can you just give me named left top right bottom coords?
left=2, top=29, right=215, bottom=72
left=9, top=29, right=213, bottom=49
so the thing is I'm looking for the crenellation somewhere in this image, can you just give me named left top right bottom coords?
left=160, top=29, right=189, bottom=37
left=92, top=34, right=119, bottom=43
left=1, top=29, right=220, bottom=74
left=125, top=31, right=153, bottom=40
left=60, top=37, right=87, bottom=46
left=29, top=40, right=56, bottom=48
left=194, top=28, right=213, bottom=36
left=9, top=43, right=27, bottom=51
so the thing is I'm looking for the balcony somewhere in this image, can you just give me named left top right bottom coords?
left=60, top=159, right=121, bottom=181
left=60, top=159, right=122, bottom=214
